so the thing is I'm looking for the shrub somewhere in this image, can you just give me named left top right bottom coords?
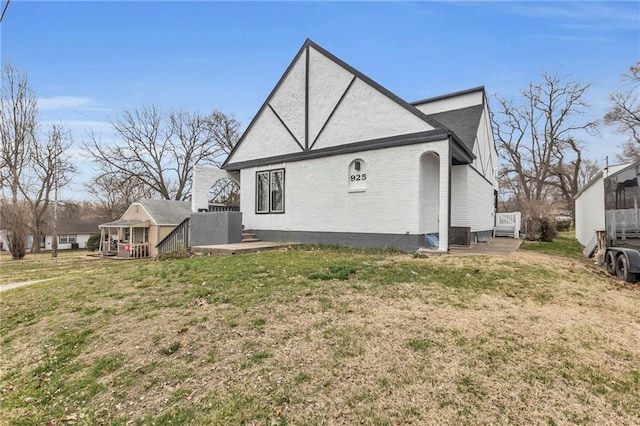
left=526, top=216, right=558, bottom=242
left=86, top=234, right=101, bottom=252
left=157, top=247, right=191, bottom=261
left=555, top=216, right=572, bottom=232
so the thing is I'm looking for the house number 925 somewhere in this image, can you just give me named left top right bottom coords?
left=350, top=174, right=366, bottom=181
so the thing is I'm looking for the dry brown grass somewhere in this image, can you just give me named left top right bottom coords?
left=1, top=246, right=639, bottom=425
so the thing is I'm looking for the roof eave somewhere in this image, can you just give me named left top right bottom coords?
left=411, top=86, right=486, bottom=106
left=224, top=129, right=453, bottom=171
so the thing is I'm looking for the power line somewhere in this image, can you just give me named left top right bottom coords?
left=0, top=0, right=10, bottom=24
left=43, top=96, right=104, bottom=123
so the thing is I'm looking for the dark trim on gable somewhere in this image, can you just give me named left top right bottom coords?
left=267, top=104, right=304, bottom=151
left=305, top=46, right=310, bottom=150
left=305, top=40, right=445, bottom=130
left=222, top=40, right=309, bottom=168
left=225, top=129, right=474, bottom=171
left=224, top=39, right=453, bottom=168
left=310, top=75, right=357, bottom=149
left=411, top=86, right=486, bottom=106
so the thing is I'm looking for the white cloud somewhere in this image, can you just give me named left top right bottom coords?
left=38, top=95, right=95, bottom=111
left=40, top=119, right=111, bottom=133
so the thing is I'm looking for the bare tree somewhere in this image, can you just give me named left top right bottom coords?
left=0, top=200, right=31, bottom=260
left=84, top=106, right=240, bottom=202
left=0, top=62, right=36, bottom=203
left=0, top=63, right=75, bottom=257
left=86, top=173, right=154, bottom=221
left=492, top=70, right=598, bottom=221
left=550, top=140, right=600, bottom=220
left=28, top=125, right=75, bottom=252
left=208, top=178, right=240, bottom=207
left=605, top=61, right=640, bottom=163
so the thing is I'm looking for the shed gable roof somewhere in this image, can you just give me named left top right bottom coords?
left=134, top=199, right=190, bottom=226
left=224, top=39, right=461, bottom=170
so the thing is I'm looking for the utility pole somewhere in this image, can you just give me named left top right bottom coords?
left=51, top=159, right=59, bottom=258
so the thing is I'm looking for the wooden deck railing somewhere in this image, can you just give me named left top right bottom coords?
left=117, top=242, right=150, bottom=259
left=494, top=212, right=521, bottom=239
left=156, top=218, right=190, bottom=256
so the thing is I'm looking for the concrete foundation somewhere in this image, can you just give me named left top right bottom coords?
left=253, top=229, right=426, bottom=251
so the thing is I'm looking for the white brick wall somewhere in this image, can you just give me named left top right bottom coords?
left=241, top=140, right=450, bottom=250
left=191, top=166, right=239, bottom=212
left=450, top=165, right=494, bottom=232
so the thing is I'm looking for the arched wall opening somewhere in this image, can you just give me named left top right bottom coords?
left=419, top=151, right=440, bottom=235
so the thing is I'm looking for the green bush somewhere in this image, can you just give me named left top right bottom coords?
left=86, top=234, right=101, bottom=252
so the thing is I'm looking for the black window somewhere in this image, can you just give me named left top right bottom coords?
left=256, top=169, right=285, bottom=214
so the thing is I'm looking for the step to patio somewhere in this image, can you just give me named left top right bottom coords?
left=242, top=230, right=261, bottom=243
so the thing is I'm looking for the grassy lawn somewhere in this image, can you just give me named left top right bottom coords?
left=520, top=231, right=586, bottom=259
left=1, top=240, right=639, bottom=424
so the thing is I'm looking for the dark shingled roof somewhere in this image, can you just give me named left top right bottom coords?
left=43, top=219, right=101, bottom=235
left=137, top=199, right=191, bottom=225
left=426, top=104, right=484, bottom=152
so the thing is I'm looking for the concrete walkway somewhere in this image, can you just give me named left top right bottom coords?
left=0, top=278, right=58, bottom=292
left=191, top=241, right=300, bottom=255
left=449, top=237, right=523, bottom=256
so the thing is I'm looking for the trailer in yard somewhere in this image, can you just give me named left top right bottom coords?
left=603, top=162, right=640, bottom=283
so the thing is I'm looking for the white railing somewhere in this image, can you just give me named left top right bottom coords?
left=494, top=212, right=521, bottom=239
left=117, top=242, right=150, bottom=259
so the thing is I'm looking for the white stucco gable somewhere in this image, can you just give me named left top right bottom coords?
left=224, top=39, right=439, bottom=169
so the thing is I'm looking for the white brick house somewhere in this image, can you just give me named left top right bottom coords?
left=194, top=39, right=498, bottom=251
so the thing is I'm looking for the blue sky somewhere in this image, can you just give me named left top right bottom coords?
left=1, top=1, right=639, bottom=200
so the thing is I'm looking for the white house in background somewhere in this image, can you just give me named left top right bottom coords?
left=575, top=164, right=629, bottom=247
left=194, top=39, right=498, bottom=251
left=1, top=220, right=101, bottom=252
left=42, top=219, right=101, bottom=250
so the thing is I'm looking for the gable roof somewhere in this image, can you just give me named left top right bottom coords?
left=136, top=199, right=190, bottom=226
left=43, top=219, right=101, bottom=235
left=223, top=39, right=475, bottom=170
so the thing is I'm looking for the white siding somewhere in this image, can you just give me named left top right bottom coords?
left=240, top=141, right=449, bottom=240
left=575, top=179, right=604, bottom=246
left=574, top=165, right=629, bottom=246
left=44, top=233, right=96, bottom=250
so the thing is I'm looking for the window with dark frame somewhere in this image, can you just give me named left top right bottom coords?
left=256, top=169, right=285, bottom=214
